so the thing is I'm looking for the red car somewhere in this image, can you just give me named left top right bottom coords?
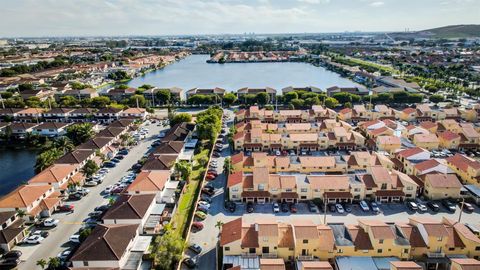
left=57, top=204, right=74, bottom=212
left=192, top=222, right=204, bottom=231
left=206, top=174, right=216, bottom=180
left=290, top=204, right=298, bottom=213
left=207, top=170, right=218, bottom=176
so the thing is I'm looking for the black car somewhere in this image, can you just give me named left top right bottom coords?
left=111, top=158, right=121, bottom=163
left=224, top=201, right=236, bottom=212
left=2, top=251, right=22, bottom=259
left=329, top=204, right=336, bottom=213
left=281, top=202, right=289, bottom=212
left=114, top=155, right=125, bottom=160
left=427, top=201, right=440, bottom=212
left=212, top=152, right=221, bottom=158
left=442, top=199, right=456, bottom=212
left=246, top=202, right=254, bottom=213
left=68, top=193, right=82, bottom=201
left=118, top=150, right=129, bottom=155
left=188, top=244, right=202, bottom=254
left=183, top=258, right=197, bottom=269
left=201, top=188, right=214, bottom=196
left=94, top=205, right=109, bottom=212
left=0, top=258, right=19, bottom=269
left=200, top=195, right=212, bottom=203
left=307, top=201, right=317, bottom=212
left=103, top=162, right=116, bottom=168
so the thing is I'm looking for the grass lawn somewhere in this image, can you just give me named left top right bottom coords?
left=171, top=148, right=210, bottom=236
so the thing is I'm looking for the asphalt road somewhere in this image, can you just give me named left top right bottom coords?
left=16, top=122, right=166, bottom=270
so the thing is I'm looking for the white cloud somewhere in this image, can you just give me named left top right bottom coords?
left=369, top=1, right=385, bottom=7
left=297, top=0, right=330, bottom=4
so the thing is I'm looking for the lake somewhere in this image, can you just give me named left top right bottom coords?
left=0, top=148, right=37, bottom=195
left=128, top=54, right=360, bottom=91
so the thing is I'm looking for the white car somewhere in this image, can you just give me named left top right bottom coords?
left=198, top=201, right=210, bottom=208
left=104, top=185, right=114, bottom=194
left=359, top=200, right=370, bottom=212
left=69, top=234, right=80, bottom=243
left=84, top=181, right=98, bottom=187
left=57, top=250, right=71, bottom=260
left=43, top=218, right=59, bottom=227
left=335, top=204, right=345, bottom=214
left=25, top=235, right=44, bottom=244
left=273, top=203, right=280, bottom=213
left=418, top=203, right=428, bottom=212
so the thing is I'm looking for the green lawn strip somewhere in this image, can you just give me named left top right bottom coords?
left=171, top=148, right=210, bottom=236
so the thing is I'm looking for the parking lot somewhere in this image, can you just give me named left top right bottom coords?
left=16, top=121, right=167, bottom=270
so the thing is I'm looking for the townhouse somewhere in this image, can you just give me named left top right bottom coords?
left=9, top=122, right=40, bottom=137
left=0, top=212, right=27, bottom=252
left=27, top=164, right=79, bottom=191
left=119, top=107, right=148, bottom=120
left=31, top=122, right=71, bottom=137
left=42, top=108, right=75, bottom=122
left=220, top=217, right=480, bottom=270
left=142, top=87, right=185, bottom=104
left=101, top=86, right=136, bottom=102
left=235, top=106, right=336, bottom=123
left=186, top=87, right=226, bottom=99
left=420, top=173, right=463, bottom=200
left=391, top=147, right=431, bottom=175
left=94, top=107, right=123, bottom=123
left=446, top=154, right=480, bottom=185
left=237, top=87, right=277, bottom=103
left=102, top=194, right=156, bottom=229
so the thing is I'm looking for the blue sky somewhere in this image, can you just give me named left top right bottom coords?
left=0, top=0, right=478, bottom=37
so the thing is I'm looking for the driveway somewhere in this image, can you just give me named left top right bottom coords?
left=16, top=122, right=167, bottom=270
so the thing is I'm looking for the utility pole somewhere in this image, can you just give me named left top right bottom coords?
left=0, top=94, right=4, bottom=109
left=323, top=194, right=328, bottom=224
left=136, top=97, right=139, bottom=108
left=458, top=197, right=465, bottom=223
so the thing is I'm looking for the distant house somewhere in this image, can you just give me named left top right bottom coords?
left=102, top=194, right=156, bottom=228
left=282, top=86, right=322, bottom=95
left=32, top=122, right=71, bottom=137
left=126, top=170, right=170, bottom=196
left=94, top=108, right=123, bottom=123
left=237, top=87, right=277, bottom=103
left=19, top=88, right=53, bottom=101
left=161, top=122, right=195, bottom=143
left=54, top=88, right=99, bottom=101
left=421, top=173, right=463, bottom=200
left=326, top=86, right=369, bottom=96
left=102, top=87, right=136, bottom=102
left=97, top=126, right=127, bottom=141
left=9, top=122, right=40, bottom=137
left=69, top=108, right=96, bottom=122
left=27, top=164, right=78, bottom=190
left=186, top=87, right=226, bottom=99
left=0, top=185, right=60, bottom=220
left=42, top=108, right=75, bottom=122
left=77, top=137, right=115, bottom=153
left=55, top=149, right=96, bottom=168
left=142, top=87, right=185, bottom=104
left=120, top=108, right=148, bottom=120
left=0, top=212, right=27, bottom=252
left=376, top=76, right=420, bottom=93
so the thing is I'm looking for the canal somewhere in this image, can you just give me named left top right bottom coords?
left=0, top=148, right=37, bottom=195
left=127, top=54, right=360, bottom=90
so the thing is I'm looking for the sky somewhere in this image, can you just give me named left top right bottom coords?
left=0, top=0, right=479, bottom=37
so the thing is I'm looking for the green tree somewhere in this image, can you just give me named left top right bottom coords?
left=175, top=160, right=192, bottom=181
left=429, top=94, right=445, bottom=104
left=324, top=97, right=339, bottom=109
left=47, top=257, right=61, bottom=270
left=35, top=148, right=62, bottom=173
left=127, top=94, right=146, bottom=108
left=66, top=123, right=94, bottom=145
left=119, top=133, right=134, bottom=146
left=284, top=92, right=298, bottom=103
left=153, top=225, right=186, bottom=270
left=25, top=96, right=42, bottom=108
left=223, top=93, right=237, bottom=107
left=90, top=96, right=111, bottom=108
left=155, top=89, right=171, bottom=105
left=36, top=259, right=47, bottom=270
left=255, top=92, right=270, bottom=105
left=170, top=113, right=192, bottom=126
left=59, top=96, right=79, bottom=107
left=290, top=98, right=304, bottom=109
left=223, top=157, right=232, bottom=175
left=53, top=136, right=75, bottom=154
left=79, top=228, right=92, bottom=242
left=408, top=93, right=424, bottom=103
left=81, top=160, right=99, bottom=178
left=18, top=83, right=34, bottom=91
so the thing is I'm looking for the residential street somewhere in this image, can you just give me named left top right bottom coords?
left=16, top=123, right=166, bottom=270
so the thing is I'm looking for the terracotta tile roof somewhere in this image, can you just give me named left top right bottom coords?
left=419, top=121, right=437, bottom=130
left=362, top=221, right=396, bottom=239
left=227, top=171, right=243, bottom=187
left=299, top=156, right=335, bottom=168
left=370, top=166, right=392, bottom=184
left=141, top=154, right=177, bottom=170
left=403, top=108, right=416, bottom=114
left=28, top=164, right=76, bottom=184
left=390, top=261, right=422, bottom=270
left=360, top=174, right=377, bottom=188
left=241, top=191, right=270, bottom=198
left=445, top=225, right=466, bottom=248
left=346, top=224, right=373, bottom=250
left=122, top=108, right=146, bottom=114
left=413, top=133, right=439, bottom=143
left=278, top=224, right=294, bottom=248
left=231, top=152, right=244, bottom=165
left=96, top=127, right=125, bottom=137
left=289, top=133, right=318, bottom=142
left=446, top=154, right=480, bottom=171
left=375, top=190, right=405, bottom=197
left=396, top=147, right=426, bottom=159
left=241, top=225, right=259, bottom=248
left=299, top=261, right=333, bottom=270
left=102, top=194, right=155, bottom=220
left=376, top=135, right=400, bottom=145
left=293, top=221, right=318, bottom=239
left=308, top=175, right=350, bottom=190
left=151, top=141, right=184, bottom=155
left=317, top=225, right=335, bottom=251
left=126, top=170, right=170, bottom=192
left=410, top=217, right=449, bottom=238
left=414, top=159, right=440, bottom=172
left=260, top=258, right=285, bottom=270
left=55, top=149, right=94, bottom=164
left=77, top=137, right=113, bottom=150
left=450, top=258, right=480, bottom=270
left=422, top=173, right=462, bottom=188
left=438, top=130, right=460, bottom=141
left=446, top=219, right=480, bottom=245
left=257, top=222, right=278, bottom=238
left=70, top=224, right=138, bottom=262
left=0, top=185, right=52, bottom=209
left=323, top=192, right=352, bottom=199
left=397, top=223, right=427, bottom=248
left=243, top=175, right=254, bottom=189
left=253, top=167, right=269, bottom=186
left=220, top=218, right=242, bottom=246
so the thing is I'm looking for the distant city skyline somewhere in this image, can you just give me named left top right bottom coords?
left=0, top=0, right=479, bottom=37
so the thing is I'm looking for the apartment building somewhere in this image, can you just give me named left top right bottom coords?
left=235, top=106, right=336, bottom=123
left=446, top=154, right=480, bottom=185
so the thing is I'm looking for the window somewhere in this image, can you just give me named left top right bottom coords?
left=354, top=188, right=360, bottom=192
left=406, top=186, right=413, bottom=190
left=83, top=261, right=89, bottom=266
left=232, top=187, right=239, bottom=192
left=476, top=246, right=480, bottom=251
left=437, top=237, right=443, bottom=241
left=379, top=239, right=384, bottom=244
left=403, top=249, right=409, bottom=253
left=377, top=249, right=382, bottom=253
left=286, top=189, right=292, bottom=192
left=249, top=248, right=256, bottom=254
left=258, top=184, right=265, bottom=191
left=225, top=247, right=230, bottom=251
left=301, top=188, right=308, bottom=193
left=337, top=249, right=343, bottom=253
left=303, top=239, right=308, bottom=244
left=381, top=183, right=387, bottom=190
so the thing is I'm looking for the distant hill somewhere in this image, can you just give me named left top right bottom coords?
left=390, top=24, right=480, bottom=39
left=420, top=24, right=480, bottom=38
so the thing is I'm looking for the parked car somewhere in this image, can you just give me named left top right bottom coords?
left=460, top=202, right=475, bottom=213
left=343, top=204, right=352, bottom=213
left=103, top=161, right=116, bottom=168
left=407, top=201, right=418, bottom=211
left=359, top=200, right=370, bottom=212
left=328, top=204, right=336, bottom=213
left=224, top=201, right=236, bottom=212
left=84, top=181, right=98, bottom=187
left=335, top=204, right=345, bottom=214
left=183, top=257, right=197, bottom=269
left=370, top=202, right=380, bottom=213
left=198, top=201, right=210, bottom=208
left=280, top=202, right=289, bottom=212
left=418, top=203, right=428, bottom=212
left=197, top=205, right=209, bottom=213
left=2, top=251, right=22, bottom=260
left=0, top=258, right=20, bottom=268
left=201, top=188, right=214, bottom=196
left=200, top=195, right=212, bottom=203
left=290, top=203, right=298, bottom=213
left=43, top=218, right=59, bottom=227
left=69, top=234, right=80, bottom=243
left=24, top=235, right=44, bottom=244
left=206, top=174, right=216, bottom=180
left=88, top=211, right=104, bottom=218
left=111, top=158, right=121, bottom=163
left=195, top=211, right=207, bottom=220
left=189, top=244, right=202, bottom=254
left=57, top=204, right=74, bottom=212
left=192, top=222, right=204, bottom=231
left=427, top=201, right=440, bottom=212
left=31, top=230, right=49, bottom=238
left=57, top=250, right=72, bottom=261
left=307, top=201, right=317, bottom=212
left=76, top=188, right=90, bottom=196
left=442, top=199, right=456, bottom=212
left=94, top=205, right=110, bottom=212
left=273, top=203, right=280, bottom=213
left=68, top=193, right=82, bottom=200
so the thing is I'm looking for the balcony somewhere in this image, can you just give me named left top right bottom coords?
left=297, top=255, right=314, bottom=261
left=241, top=253, right=258, bottom=258
left=261, top=253, right=278, bottom=259
left=427, top=252, right=445, bottom=258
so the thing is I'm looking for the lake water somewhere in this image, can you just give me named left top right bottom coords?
left=128, top=54, right=360, bottom=90
left=0, top=148, right=37, bottom=195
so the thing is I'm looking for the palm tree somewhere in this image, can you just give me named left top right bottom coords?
left=81, top=160, right=99, bottom=178
left=54, top=136, right=74, bottom=154
left=175, top=161, right=192, bottom=182
left=47, top=257, right=61, bottom=270
left=119, top=133, right=133, bottom=146
left=215, top=221, right=224, bottom=236
left=36, top=259, right=47, bottom=270
left=16, top=209, right=27, bottom=219
left=35, top=148, right=62, bottom=173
